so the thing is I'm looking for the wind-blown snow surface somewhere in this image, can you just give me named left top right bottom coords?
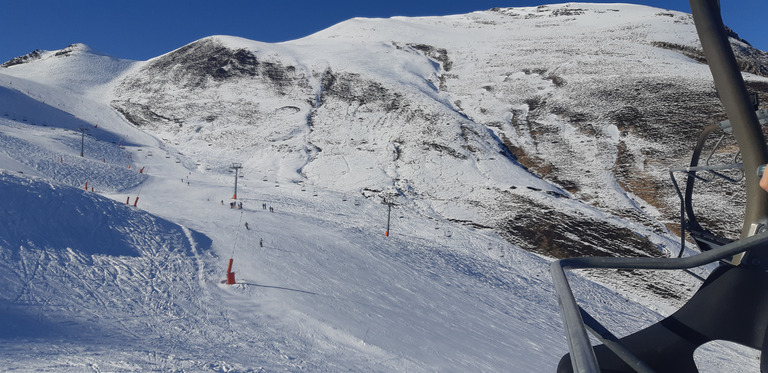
left=0, top=2, right=763, bottom=372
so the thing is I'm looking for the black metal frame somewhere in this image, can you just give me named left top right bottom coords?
left=551, top=232, right=768, bottom=372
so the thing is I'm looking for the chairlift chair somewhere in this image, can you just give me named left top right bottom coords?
left=552, top=1, right=768, bottom=372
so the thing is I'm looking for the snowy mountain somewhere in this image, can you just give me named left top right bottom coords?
left=1, top=2, right=766, bottom=371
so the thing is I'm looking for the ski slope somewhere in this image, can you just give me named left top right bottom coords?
left=0, top=3, right=763, bottom=372
left=0, top=66, right=757, bottom=373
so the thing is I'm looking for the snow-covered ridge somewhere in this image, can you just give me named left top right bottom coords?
left=104, top=1, right=768, bottom=246
left=3, top=43, right=113, bottom=67
left=1, top=43, right=137, bottom=97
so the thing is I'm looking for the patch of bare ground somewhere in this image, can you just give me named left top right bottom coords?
left=497, top=195, right=662, bottom=259
left=496, top=193, right=702, bottom=304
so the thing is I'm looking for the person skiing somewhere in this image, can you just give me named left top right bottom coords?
left=245, top=222, right=249, bottom=230
left=259, top=238, right=263, bottom=248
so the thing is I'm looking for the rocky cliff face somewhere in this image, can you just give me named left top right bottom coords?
left=112, top=37, right=312, bottom=131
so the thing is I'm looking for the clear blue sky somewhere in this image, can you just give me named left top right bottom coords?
left=1, top=1, right=766, bottom=63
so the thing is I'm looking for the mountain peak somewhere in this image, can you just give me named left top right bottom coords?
left=54, top=43, right=95, bottom=56
left=1, top=43, right=111, bottom=69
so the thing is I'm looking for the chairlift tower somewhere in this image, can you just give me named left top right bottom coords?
left=384, top=194, right=397, bottom=237
left=385, top=199, right=392, bottom=237
left=230, top=163, right=243, bottom=199
left=77, top=127, right=89, bottom=157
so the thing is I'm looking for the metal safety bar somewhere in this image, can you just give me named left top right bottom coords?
left=668, top=163, right=743, bottom=258
left=669, top=163, right=743, bottom=184
left=550, top=230, right=768, bottom=373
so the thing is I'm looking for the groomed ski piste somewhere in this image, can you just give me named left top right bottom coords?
left=0, top=4, right=763, bottom=372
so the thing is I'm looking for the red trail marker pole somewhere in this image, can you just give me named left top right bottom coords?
left=226, top=258, right=236, bottom=285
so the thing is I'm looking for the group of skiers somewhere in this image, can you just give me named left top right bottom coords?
left=219, top=200, right=277, bottom=213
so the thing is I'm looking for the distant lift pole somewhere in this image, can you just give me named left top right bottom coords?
left=385, top=198, right=392, bottom=237
left=77, top=127, right=89, bottom=157
left=231, top=163, right=243, bottom=199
